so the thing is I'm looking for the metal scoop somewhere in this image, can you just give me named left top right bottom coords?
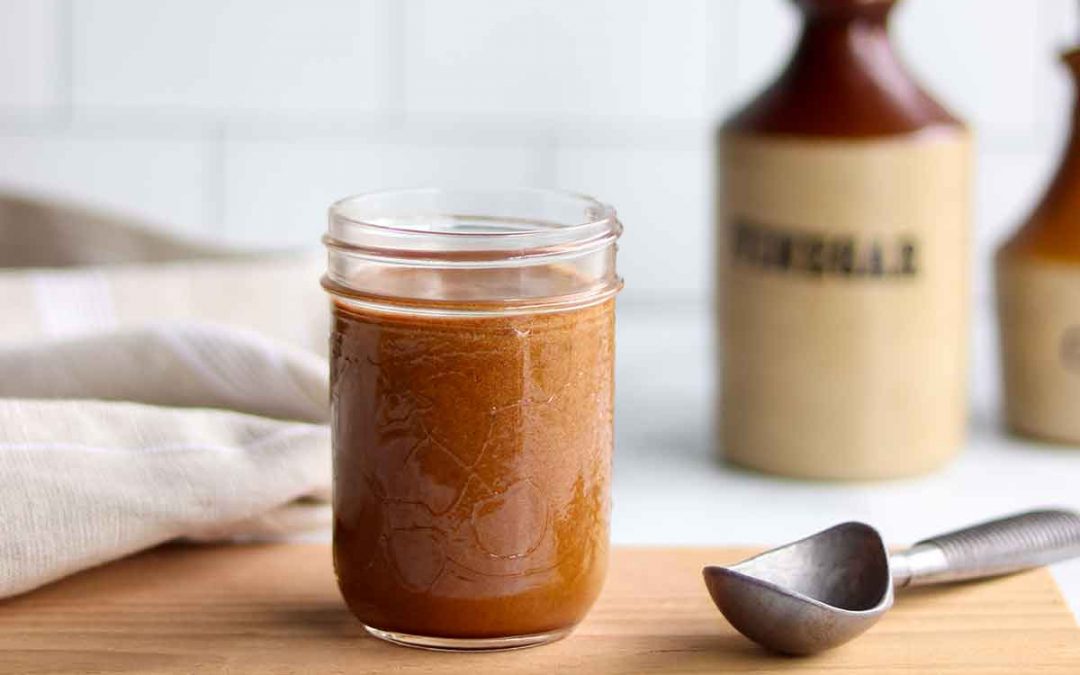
left=703, top=509, right=1080, bottom=655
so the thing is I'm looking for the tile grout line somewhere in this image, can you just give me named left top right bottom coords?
left=205, top=122, right=228, bottom=235
left=536, top=131, right=559, bottom=188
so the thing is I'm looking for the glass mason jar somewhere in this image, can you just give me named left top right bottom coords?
left=322, top=188, right=623, bottom=651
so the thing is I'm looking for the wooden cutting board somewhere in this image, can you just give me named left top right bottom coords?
left=1, top=544, right=1078, bottom=674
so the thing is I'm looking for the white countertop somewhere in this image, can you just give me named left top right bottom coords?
left=611, top=300, right=1080, bottom=623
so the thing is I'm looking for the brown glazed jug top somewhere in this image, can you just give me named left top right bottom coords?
left=725, top=0, right=961, bottom=137
left=1000, top=50, right=1080, bottom=262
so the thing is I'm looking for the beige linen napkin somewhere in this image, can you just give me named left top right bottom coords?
left=0, top=193, right=332, bottom=599
left=0, top=193, right=327, bottom=351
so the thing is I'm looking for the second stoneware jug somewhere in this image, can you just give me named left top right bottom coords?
left=997, top=47, right=1080, bottom=445
left=717, top=0, right=972, bottom=480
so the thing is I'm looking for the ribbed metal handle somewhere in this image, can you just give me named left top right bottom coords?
left=894, top=509, right=1080, bottom=588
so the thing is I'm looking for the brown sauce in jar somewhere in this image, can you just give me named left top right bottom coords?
left=330, top=278, right=615, bottom=639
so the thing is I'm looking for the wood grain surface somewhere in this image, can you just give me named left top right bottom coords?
left=1, top=544, right=1077, bottom=674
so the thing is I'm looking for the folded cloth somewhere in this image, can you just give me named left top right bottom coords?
left=0, top=193, right=332, bottom=599
left=0, top=192, right=328, bottom=352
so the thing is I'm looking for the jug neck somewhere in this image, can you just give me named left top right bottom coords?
left=795, top=0, right=896, bottom=20
left=1063, top=50, right=1080, bottom=147
left=789, top=0, right=898, bottom=88
left=724, top=0, right=958, bottom=136
left=1034, top=50, right=1080, bottom=198
left=998, top=48, right=1080, bottom=260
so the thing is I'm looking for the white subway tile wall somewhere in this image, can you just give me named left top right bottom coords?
left=0, top=133, right=213, bottom=232
left=72, top=0, right=394, bottom=112
left=554, top=144, right=712, bottom=299
left=722, top=0, right=799, bottom=108
left=0, top=0, right=58, bottom=110
left=0, top=0, right=1076, bottom=302
left=898, top=0, right=1047, bottom=141
left=223, top=135, right=546, bottom=246
left=403, top=0, right=711, bottom=119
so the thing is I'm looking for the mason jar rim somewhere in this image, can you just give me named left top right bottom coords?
left=324, top=187, right=621, bottom=264
left=330, top=187, right=615, bottom=236
left=322, top=187, right=623, bottom=315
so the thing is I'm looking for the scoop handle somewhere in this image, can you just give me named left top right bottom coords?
left=892, top=509, right=1080, bottom=588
